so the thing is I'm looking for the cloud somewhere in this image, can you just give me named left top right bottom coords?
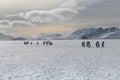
left=10, top=21, right=33, bottom=27
left=0, top=0, right=102, bottom=27
left=60, top=0, right=101, bottom=10
left=25, top=8, right=78, bottom=24
left=80, top=0, right=120, bottom=17
left=0, top=20, right=9, bottom=25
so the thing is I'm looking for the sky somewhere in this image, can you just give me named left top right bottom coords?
left=0, top=0, right=120, bottom=36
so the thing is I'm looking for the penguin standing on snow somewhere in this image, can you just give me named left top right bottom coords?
left=96, top=41, right=100, bottom=48
left=82, top=42, right=85, bottom=47
left=37, top=42, right=39, bottom=45
left=86, top=41, right=91, bottom=48
left=102, top=41, right=105, bottom=47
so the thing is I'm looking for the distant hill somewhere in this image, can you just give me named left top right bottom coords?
left=64, top=27, right=120, bottom=39
left=105, top=31, right=120, bottom=39
left=0, top=33, right=14, bottom=40
left=32, top=33, right=62, bottom=40
left=0, top=27, right=120, bottom=40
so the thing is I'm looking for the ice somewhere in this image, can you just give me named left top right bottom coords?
left=0, top=40, right=120, bottom=80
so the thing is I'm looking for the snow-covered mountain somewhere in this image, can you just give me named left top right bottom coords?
left=0, top=33, right=28, bottom=40
left=0, top=27, right=120, bottom=40
left=64, top=27, right=120, bottom=39
left=0, top=33, right=14, bottom=40
left=105, top=31, right=120, bottom=39
left=32, top=27, right=120, bottom=40
left=32, top=33, right=62, bottom=40
left=63, top=28, right=96, bottom=39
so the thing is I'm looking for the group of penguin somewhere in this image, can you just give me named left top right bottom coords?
left=24, top=41, right=105, bottom=48
left=24, top=41, right=53, bottom=46
left=81, top=41, right=105, bottom=48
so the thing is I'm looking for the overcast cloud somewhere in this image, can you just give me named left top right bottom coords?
left=0, top=0, right=104, bottom=27
left=0, top=0, right=120, bottom=29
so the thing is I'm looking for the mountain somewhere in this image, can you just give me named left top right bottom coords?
left=33, top=33, right=62, bottom=40
left=32, top=27, right=120, bottom=40
left=105, top=31, right=120, bottom=39
left=0, top=27, right=120, bottom=40
left=0, top=33, right=27, bottom=40
left=12, top=37, right=27, bottom=40
left=63, top=28, right=96, bottom=39
left=0, top=33, right=14, bottom=40
left=64, top=27, right=120, bottom=39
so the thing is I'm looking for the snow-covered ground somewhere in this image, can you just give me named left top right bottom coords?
left=0, top=40, right=120, bottom=80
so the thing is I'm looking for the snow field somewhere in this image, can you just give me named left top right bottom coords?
left=0, top=40, right=120, bottom=80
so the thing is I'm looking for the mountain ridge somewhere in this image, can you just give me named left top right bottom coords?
left=0, top=27, right=120, bottom=40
